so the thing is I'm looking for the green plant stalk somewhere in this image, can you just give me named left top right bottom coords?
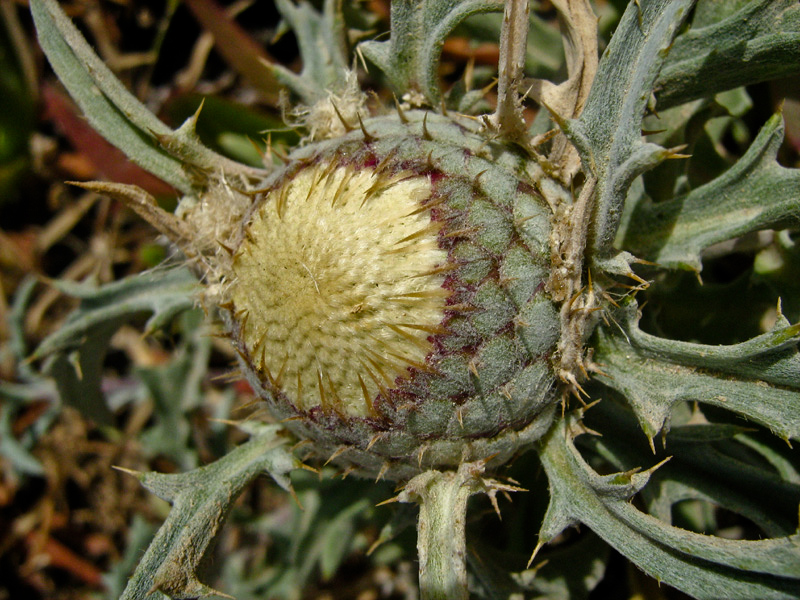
left=398, top=462, right=516, bottom=600
left=400, top=467, right=478, bottom=600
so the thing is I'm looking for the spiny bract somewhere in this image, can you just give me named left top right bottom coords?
left=28, top=0, right=800, bottom=598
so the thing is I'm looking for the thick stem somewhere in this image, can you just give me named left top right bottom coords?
left=417, top=473, right=472, bottom=599
left=398, top=463, right=500, bottom=600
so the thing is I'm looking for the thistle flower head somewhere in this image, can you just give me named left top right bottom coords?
left=231, top=161, right=445, bottom=418
left=206, top=111, right=562, bottom=480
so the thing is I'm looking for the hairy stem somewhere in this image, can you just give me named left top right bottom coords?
left=399, top=465, right=484, bottom=600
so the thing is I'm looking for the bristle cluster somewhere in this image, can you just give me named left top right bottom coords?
left=229, top=160, right=449, bottom=417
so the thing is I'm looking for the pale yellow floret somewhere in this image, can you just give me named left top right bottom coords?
left=230, top=161, right=449, bottom=417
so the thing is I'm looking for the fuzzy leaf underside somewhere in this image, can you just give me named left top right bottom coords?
left=538, top=416, right=800, bottom=600
left=564, top=0, right=697, bottom=257
left=120, top=424, right=298, bottom=600
left=620, top=113, right=800, bottom=272
left=358, top=0, right=503, bottom=104
left=269, top=0, right=349, bottom=103
left=592, top=315, right=800, bottom=442
left=31, top=266, right=198, bottom=424
left=29, top=0, right=263, bottom=194
left=656, top=0, right=800, bottom=110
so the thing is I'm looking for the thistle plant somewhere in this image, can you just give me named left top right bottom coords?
left=25, top=0, right=800, bottom=598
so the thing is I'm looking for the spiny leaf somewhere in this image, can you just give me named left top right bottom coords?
left=269, top=0, right=350, bottom=103
left=0, top=398, right=48, bottom=476
left=617, top=298, right=800, bottom=389
left=120, top=424, right=299, bottom=600
left=45, top=322, right=117, bottom=425
left=537, top=415, right=800, bottom=600
left=0, top=279, right=59, bottom=475
left=592, top=325, right=800, bottom=442
left=620, top=113, right=800, bottom=272
left=33, top=266, right=199, bottom=361
left=564, top=0, right=697, bottom=256
left=358, top=0, right=503, bottom=105
left=656, top=0, right=800, bottom=110
left=137, top=312, right=211, bottom=470
left=29, top=0, right=264, bottom=194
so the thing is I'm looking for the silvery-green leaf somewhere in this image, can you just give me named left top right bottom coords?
left=564, top=0, right=697, bottom=256
left=33, top=266, right=198, bottom=361
left=656, top=0, right=800, bottom=110
left=0, top=279, right=60, bottom=474
left=31, top=266, right=198, bottom=423
left=269, top=0, right=349, bottom=103
left=538, top=415, right=800, bottom=599
left=120, top=424, right=298, bottom=600
left=0, top=402, right=46, bottom=476
left=581, top=399, right=800, bottom=539
left=45, top=322, right=117, bottom=425
left=620, top=299, right=800, bottom=389
left=29, top=0, right=265, bottom=194
left=137, top=311, right=211, bottom=470
left=620, top=113, right=800, bottom=272
left=359, top=0, right=503, bottom=104
left=225, top=469, right=395, bottom=599
left=592, top=318, right=800, bottom=441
